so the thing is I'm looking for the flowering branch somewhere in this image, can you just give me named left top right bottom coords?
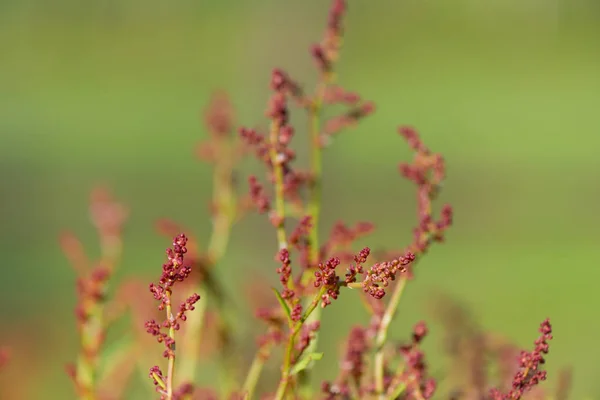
left=146, top=234, right=201, bottom=400
left=62, top=188, right=128, bottom=400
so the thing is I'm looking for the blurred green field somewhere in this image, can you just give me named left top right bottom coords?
left=1, top=1, right=599, bottom=398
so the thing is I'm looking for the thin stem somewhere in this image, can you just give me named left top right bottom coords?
left=274, top=287, right=326, bottom=400
left=269, top=119, right=289, bottom=250
left=208, top=141, right=240, bottom=394
left=76, top=307, right=101, bottom=400
left=75, top=243, right=121, bottom=400
left=177, top=286, right=207, bottom=386
left=242, top=343, right=273, bottom=400
left=385, top=362, right=406, bottom=400
left=296, top=78, right=332, bottom=396
left=374, top=277, right=408, bottom=399
left=165, top=290, right=176, bottom=400
left=307, top=81, right=327, bottom=265
left=207, top=146, right=236, bottom=265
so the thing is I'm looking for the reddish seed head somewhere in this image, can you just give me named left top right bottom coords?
left=146, top=234, right=200, bottom=359
left=203, top=90, right=234, bottom=137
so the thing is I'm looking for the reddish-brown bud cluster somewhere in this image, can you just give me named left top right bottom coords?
left=271, top=68, right=306, bottom=105
left=203, top=90, right=234, bottom=138
left=362, top=252, right=415, bottom=299
left=89, top=186, right=129, bottom=246
left=321, top=326, right=369, bottom=398
left=323, top=85, right=361, bottom=105
left=344, top=327, right=369, bottom=382
left=312, top=0, right=346, bottom=73
left=248, top=175, right=271, bottom=213
left=276, top=249, right=295, bottom=300
left=196, top=91, right=248, bottom=168
left=392, top=321, right=436, bottom=399
left=288, top=216, right=313, bottom=269
left=239, top=127, right=269, bottom=164
left=74, top=265, right=110, bottom=324
left=323, top=102, right=376, bottom=139
left=241, top=69, right=313, bottom=217
left=146, top=234, right=200, bottom=359
left=344, top=247, right=371, bottom=284
left=322, top=221, right=375, bottom=260
left=490, top=319, right=553, bottom=400
left=396, top=126, right=453, bottom=260
left=314, top=257, right=342, bottom=307
left=173, top=382, right=195, bottom=400
left=152, top=234, right=193, bottom=292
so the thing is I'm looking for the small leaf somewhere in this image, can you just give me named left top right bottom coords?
left=290, top=352, right=323, bottom=376
left=272, top=287, right=293, bottom=326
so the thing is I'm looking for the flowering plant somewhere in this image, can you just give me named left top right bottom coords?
left=52, top=1, right=561, bottom=399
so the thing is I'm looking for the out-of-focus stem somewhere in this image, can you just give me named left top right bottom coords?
left=177, top=286, right=207, bottom=386
left=269, top=119, right=289, bottom=250
left=181, top=138, right=238, bottom=394
left=76, top=306, right=101, bottom=400
left=374, top=277, right=408, bottom=399
left=242, top=343, right=273, bottom=400
left=306, top=81, right=327, bottom=265
left=207, top=150, right=236, bottom=265
left=75, top=238, right=122, bottom=400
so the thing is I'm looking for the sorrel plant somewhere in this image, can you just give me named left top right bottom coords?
left=57, top=1, right=559, bottom=399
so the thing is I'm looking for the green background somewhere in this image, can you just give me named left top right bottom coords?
left=1, top=0, right=599, bottom=398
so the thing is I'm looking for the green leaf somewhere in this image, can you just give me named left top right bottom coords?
left=272, top=287, right=293, bottom=326
left=290, top=352, right=323, bottom=376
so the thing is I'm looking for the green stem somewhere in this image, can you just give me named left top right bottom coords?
left=177, top=286, right=208, bottom=386
left=297, top=80, right=330, bottom=396
left=274, top=287, right=326, bottom=400
left=76, top=305, right=101, bottom=400
left=242, top=343, right=273, bottom=400
left=165, top=290, right=176, bottom=400
left=269, top=119, right=289, bottom=250
left=374, top=277, right=408, bottom=399
left=207, top=148, right=235, bottom=264
left=307, top=83, right=326, bottom=265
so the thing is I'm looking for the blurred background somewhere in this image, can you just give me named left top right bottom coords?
left=1, top=0, right=599, bottom=398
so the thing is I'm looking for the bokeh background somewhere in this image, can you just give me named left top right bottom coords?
left=1, top=0, right=600, bottom=398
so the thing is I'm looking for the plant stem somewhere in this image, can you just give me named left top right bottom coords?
left=307, top=81, right=327, bottom=266
left=374, top=277, right=408, bottom=399
left=165, top=290, right=176, bottom=400
left=76, top=246, right=121, bottom=400
left=76, top=306, right=101, bottom=400
left=242, top=343, right=273, bottom=400
left=274, top=287, right=326, bottom=400
left=177, top=286, right=207, bottom=386
left=207, top=146, right=236, bottom=264
left=269, top=119, right=289, bottom=250
left=297, top=78, right=331, bottom=396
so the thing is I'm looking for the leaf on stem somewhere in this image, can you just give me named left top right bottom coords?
left=272, top=287, right=293, bottom=326
left=290, top=352, right=323, bottom=376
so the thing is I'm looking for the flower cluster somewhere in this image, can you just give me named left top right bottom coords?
left=314, top=256, right=342, bottom=307
left=398, top=126, right=453, bottom=255
left=146, top=234, right=201, bottom=398
left=490, top=319, right=553, bottom=400
left=394, top=321, right=436, bottom=399
left=361, top=252, right=416, bottom=299
left=321, top=326, right=369, bottom=398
